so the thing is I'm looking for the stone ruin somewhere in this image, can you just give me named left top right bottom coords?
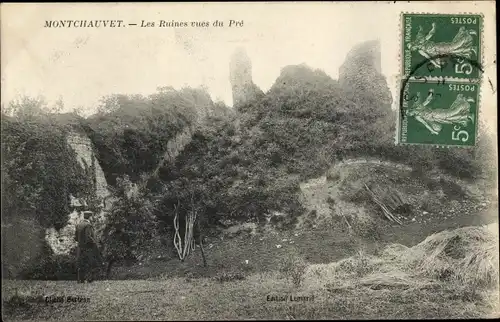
left=229, top=47, right=264, bottom=108
left=338, top=39, right=392, bottom=107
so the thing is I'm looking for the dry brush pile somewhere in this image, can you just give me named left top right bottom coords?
left=305, top=224, right=499, bottom=295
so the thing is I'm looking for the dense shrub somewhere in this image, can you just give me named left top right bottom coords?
left=100, top=175, right=159, bottom=265
left=278, top=250, right=308, bottom=287
left=158, top=66, right=354, bottom=227
left=1, top=217, right=46, bottom=279
left=1, top=101, right=92, bottom=230
left=21, top=252, right=77, bottom=281
left=84, top=87, right=216, bottom=185
left=214, top=271, right=246, bottom=283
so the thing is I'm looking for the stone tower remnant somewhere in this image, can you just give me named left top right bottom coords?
left=229, top=47, right=264, bottom=108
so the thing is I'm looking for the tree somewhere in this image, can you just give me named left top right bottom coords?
left=100, top=175, right=159, bottom=276
left=158, top=177, right=208, bottom=266
left=173, top=191, right=202, bottom=262
left=3, top=95, right=48, bottom=121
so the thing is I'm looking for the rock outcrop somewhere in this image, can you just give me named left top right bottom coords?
left=165, top=126, right=195, bottom=164
left=45, top=129, right=111, bottom=255
left=229, top=47, right=264, bottom=109
left=66, top=132, right=109, bottom=200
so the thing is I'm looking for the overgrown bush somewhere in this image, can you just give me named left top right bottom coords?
left=214, top=271, right=246, bottom=283
left=1, top=216, right=46, bottom=279
left=100, top=175, right=159, bottom=267
left=350, top=214, right=382, bottom=242
left=158, top=66, right=352, bottom=226
left=21, top=253, right=77, bottom=281
left=1, top=109, right=93, bottom=230
left=6, top=235, right=80, bottom=281
left=278, top=250, right=308, bottom=287
left=84, top=87, right=217, bottom=185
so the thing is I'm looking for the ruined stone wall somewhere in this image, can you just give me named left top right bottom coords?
left=230, top=48, right=264, bottom=108
left=339, top=40, right=382, bottom=78
left=338, top=40, right=392, bottom=108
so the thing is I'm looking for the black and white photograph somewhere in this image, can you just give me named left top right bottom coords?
left=1, top=2, right=498, bottom=320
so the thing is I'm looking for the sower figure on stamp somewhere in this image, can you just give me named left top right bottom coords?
left=408, top=22, right=478, bottom=68
left=75, top=211, right=102, bottom=283
left=407, top=89, right=475, bottom=135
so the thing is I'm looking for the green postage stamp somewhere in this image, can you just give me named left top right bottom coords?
left=402, top=13, right=483, bottom=80
left=399, top=80, right=479, bottom=147
left=398, top=13, right=483, bottom=147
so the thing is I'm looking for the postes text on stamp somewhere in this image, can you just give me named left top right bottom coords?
left=402, top=13, right=483, bottom=80
left=398, top=80, right=479, bottom=147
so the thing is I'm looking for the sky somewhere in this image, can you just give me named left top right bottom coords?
left=1, top=2, right=496, bottom=123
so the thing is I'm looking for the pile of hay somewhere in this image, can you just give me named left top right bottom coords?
left=304, top=224, right=499, bottom=292
left=357, top=270, right=439, bottom=291
left=303, top=249, right=387, bottom=290
left=407, top=225, right=499, bottom=289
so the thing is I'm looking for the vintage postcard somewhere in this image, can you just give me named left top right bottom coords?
left=1, top=2, right=498, bottom=321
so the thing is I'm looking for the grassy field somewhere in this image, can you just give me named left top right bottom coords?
left=3, top=222, right=499, bottom=321
left=2, top=272, right=498, bottom=321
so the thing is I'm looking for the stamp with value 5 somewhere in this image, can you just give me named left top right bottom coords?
left=398, top=80, right=479, bottom=147
left=402, top=13, right=483, bottom=80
